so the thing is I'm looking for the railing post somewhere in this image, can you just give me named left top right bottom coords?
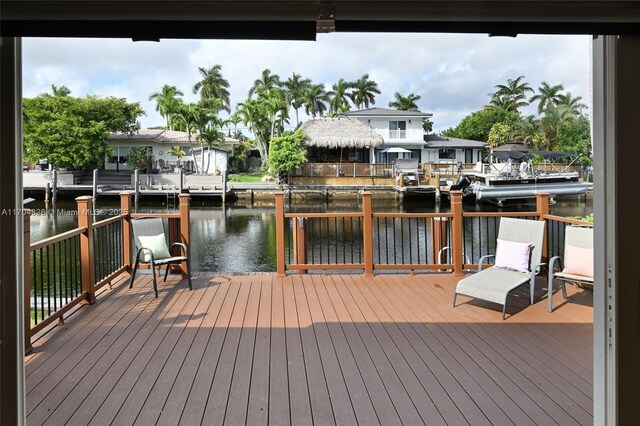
left=120, top=191, right=133, bottom=271
left=76, top=196, right=96, bottom=304
left=362, top=191, right=374, bottom=277
left=450, top=190, right=464, bottom=276
left=24, top=211, right=32, bottom=354
left=179, top=193, right=191, bottom=277
left=536, top=192, right=550, bottom=261
left=431, top=217, right=448, bottom=265
left=275, top=192, right=286, bottom=277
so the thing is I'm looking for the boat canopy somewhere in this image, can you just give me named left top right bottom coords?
left=489, top=150, right=577, bottom=161
left=530, top=151, right=576, bottom=159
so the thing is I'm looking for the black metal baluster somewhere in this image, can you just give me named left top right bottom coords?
left=342, top=217, right=346, bottom=264
left=32, top=251, right=37, bottom=324
left=326, top=218, right=330, bottom=264
left=415, top=218, right=420, bottom=264
left=408, top=218, right=413, bottom=264
left=384, top=218, right=390, bottom=264
left=334, top=217, right=338, bottom=264
left=392, top=217, right=398, bottom=264
left=45, top=245, right=50, bottom=316
left=310, top=218, right=314, bottom=264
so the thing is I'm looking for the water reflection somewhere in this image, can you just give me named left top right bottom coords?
left=27, top=196, right=592, bottom=272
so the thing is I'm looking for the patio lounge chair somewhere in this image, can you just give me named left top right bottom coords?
left=453, top=217, right=546, bottom=319
left=129, top=217, right=192, bottom=297
left=547, top=225, right=593, bottom=312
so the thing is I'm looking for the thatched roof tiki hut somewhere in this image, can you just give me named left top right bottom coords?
left=300, top=117, right=384, bottom=163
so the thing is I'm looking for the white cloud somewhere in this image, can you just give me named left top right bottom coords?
left=23, top=33, right=591, bottom=132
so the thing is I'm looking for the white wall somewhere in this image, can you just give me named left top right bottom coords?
left=420, top=148, right=483, bottom=164
left=192, top=149, right=229, bottom=174
left=361, top=117, right=425, bottom=143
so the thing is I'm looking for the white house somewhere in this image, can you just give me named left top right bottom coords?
left=342, top=108, right=433, bottom=163
left=106, top=129, right=238, bottom=173
left=422, top=134, right=488, bottom=164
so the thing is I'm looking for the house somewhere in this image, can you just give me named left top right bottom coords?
left=422, top=134, right=488, bottom=164
left=192, top=145, right=230, bottom=174
left=342, top=108, right=433, bottom=163
left=106, top=129, right=237, bottom=172
left=300, top=116, right=384, bottom=162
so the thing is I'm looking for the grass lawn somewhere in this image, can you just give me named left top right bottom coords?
left=227, top=172, right=269, bottom=182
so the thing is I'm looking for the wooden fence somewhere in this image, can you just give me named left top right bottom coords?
left=23, top=192, right=191, bottom=353
left=275, top=191, right=592, bottom=277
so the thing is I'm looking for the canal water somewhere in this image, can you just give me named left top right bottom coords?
left=28, top=196, right=593, bottom=272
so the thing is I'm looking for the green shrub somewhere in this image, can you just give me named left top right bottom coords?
left=268, top=129, right=308, bottom=175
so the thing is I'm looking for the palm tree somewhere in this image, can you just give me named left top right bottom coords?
left=388, top=92, right=421, bottom=111
left=262, top=89, right=289, bottom=141
left=192, top=65, right=231, bottom=112
left=350, top=74, right=381, bottom=109
left=511, top=115, right=541, bottom=145
left=236, top=99, right=269, bottom=166
left=540, top=106, right=573, bottom=150
left=50, top=84, right=71, bottom=97
left=282, top=73, right=312, bottom=126
left=149, top=84, right=184, bottom=130
left=487, top=76, right=533, bottom=112
left=173, top=103, right=202, bottom=173
left=557, top=92, right=588, bottom=116
left=422, top=118, right=434, bottom=133
left=327, top=78, right=354, bottom=115
left=249, top=69, right=281, bottom=97
left=530, top=81, right=565, bottom=114
left=197, top=125, right=225, bottom=173
left=304, top=84, right=330, bottom=117
left=166, top=145, right=185, bottom=167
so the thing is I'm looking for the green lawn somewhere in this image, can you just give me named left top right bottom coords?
left=227, top=172, right=269, bottom=182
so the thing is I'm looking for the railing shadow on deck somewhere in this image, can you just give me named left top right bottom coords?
left=23, top=191, right=192, bottom=353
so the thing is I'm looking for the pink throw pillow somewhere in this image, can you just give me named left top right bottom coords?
left=494, top=239, right=532, bottom=273
left=562, top=245, right=594, bottom=277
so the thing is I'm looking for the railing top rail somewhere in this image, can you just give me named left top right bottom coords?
left=284, top=212, right=364, bottom=219
left=462, top=212, right=540, bottom=218
left=130, top=213, right=180, bottom=219
left=372, top=212, right=454, bottom=218
left=93, top=214, right=124, bottom=229
left=543, top=214, right=593, bottom=226
left=30, top=227, right=87, bottom=251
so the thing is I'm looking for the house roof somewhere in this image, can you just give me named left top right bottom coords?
left=108, top=129, right=239, bottom=145
left=423, top=134, right=488, bottom=149
left=300, top=117, right=384, bottom=149
left=342, top=108, right=433, bottom=118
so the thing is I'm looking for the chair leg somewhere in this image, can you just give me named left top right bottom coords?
left=130, top=255, right=140, bottom=289
left=548, top=276, right=554, bottom=313
left=187, top=258, right=192, bottom=290
left=163, top=264, right=170, bottom=282
left=561, top=281, right=568, bottom=299
left=151, top=262, right=158, bottom=298
left=502, top=303, right=507, bottom=320
left=452, top=293, right=457, bottom=308
left=530, top=280, right=535, bottom=305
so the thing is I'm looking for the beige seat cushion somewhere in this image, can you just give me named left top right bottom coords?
left=456, top=267, right=530, bottom=305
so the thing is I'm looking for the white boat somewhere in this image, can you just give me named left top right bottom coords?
left=464, top=148, right=592, bottom=203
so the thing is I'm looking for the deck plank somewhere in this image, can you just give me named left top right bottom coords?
left=25, top=272, right=594, bottom=426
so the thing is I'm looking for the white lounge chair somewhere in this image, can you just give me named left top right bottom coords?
left=453, top=217, right=546, bottom=319
left=129, top=217, right=192, bottom=297
left=547, top=225, right=593, bottom=312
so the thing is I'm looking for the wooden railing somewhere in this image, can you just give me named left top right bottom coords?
left=275, top=191, right=592, bottom=277
left=24, top=192, right=191, bottom=353
left=290, top=163, right=394, bottom=178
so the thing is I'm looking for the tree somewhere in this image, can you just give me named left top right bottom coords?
left=422, top=118, right=434, bottom=133
left=557, top=92, right=588, bottom=116
left=166, top=145, right=185, bottom=167
left=50, top=84, right=71, bottom=97
left=388, top=92, right=421, bottom=111
left=282, top=73, right=312, bottom=126
left=198, top=127, right=225, bottom=172
left=149, top=84, right=184, bottom=130
left=486, top=75, right=533, bottom=112
left=126, top=147, right=153, bottom=172
left=172, top=103, right=204, bottom=173
left=487, top=122, right=514, bottom=148
left=556, top=115, right=592, bottom=166
left=236, top=98, right=270, bottom=167
left=539, top=105, right=573, bottom=151
left=23, top=93, right=143, bottom=169
left=350, top=74, right=381, bottom=109
left=303, top=84, right=329, bottom=117
left=268, top=129, right=308, bottom=177
left=192, top=65, right=231, bottom=112
left=327, top=78, right=354, bottom=115
left=249, top=69, right=281, bottom=97
left=529, top=81, right=565, bottom=114
left=443, top=108, right=519, bottom=143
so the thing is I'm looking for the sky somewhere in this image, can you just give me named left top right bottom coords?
left=22, top=33, right=592, bottom=134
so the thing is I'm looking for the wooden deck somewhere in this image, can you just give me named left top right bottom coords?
left=25, top=271, right=593, bottom=426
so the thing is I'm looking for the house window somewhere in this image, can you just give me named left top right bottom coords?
left=438, top=148, right=456, bottom=160
left=388, top=121, right=407, bottom=139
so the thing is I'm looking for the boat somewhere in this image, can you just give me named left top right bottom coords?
left=460, top=144, right=592, bottom=204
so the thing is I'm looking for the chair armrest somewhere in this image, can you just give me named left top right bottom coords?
left=532, top=262, right=547, bottom=276
left=478, top=254, right=495, bottom=272
left=171, top=242, right=188, bottom=257
left=548, top=256, right=563, bottom=274
left=136, top=247, right=154, bottom=263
